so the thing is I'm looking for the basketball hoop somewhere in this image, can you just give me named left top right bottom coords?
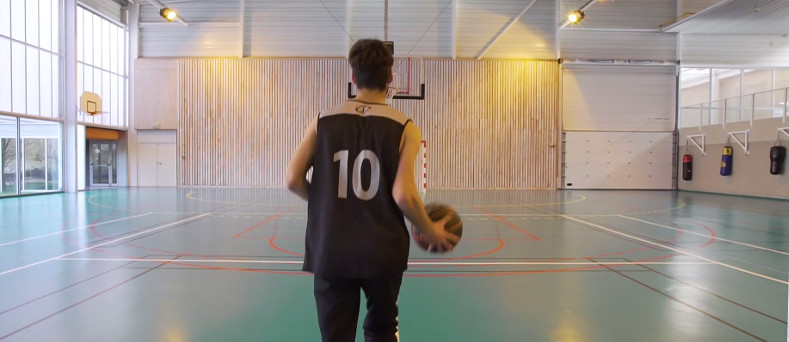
left=80, top=91, right=105, bottom=116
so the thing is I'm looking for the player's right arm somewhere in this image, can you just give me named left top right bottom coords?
left=285, top=117, right=318, bottom=201
left=392, top=123, right=458, bottom=252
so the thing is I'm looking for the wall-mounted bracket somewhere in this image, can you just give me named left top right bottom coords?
left=727, top=130, right=749, bottom=155
left=779, top=127, right=789, bottom=139
left=686, top=134, right=706, bottom=156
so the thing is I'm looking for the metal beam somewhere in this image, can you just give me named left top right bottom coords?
left=239, top=0, right=245, bottom=58
left=452, top=0, right=457, bottom=59
left=475, top=0, right=538, bottom=59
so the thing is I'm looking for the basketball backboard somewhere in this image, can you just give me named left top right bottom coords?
left=80, top=91, right=103, bottom=115
left=348, top=56, right=425, bottom=100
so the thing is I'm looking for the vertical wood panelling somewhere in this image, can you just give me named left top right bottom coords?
left=178, top=58, right=559, bottom=188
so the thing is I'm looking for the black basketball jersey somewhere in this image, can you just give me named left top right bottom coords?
left=304, top=100, right=411, bottom=278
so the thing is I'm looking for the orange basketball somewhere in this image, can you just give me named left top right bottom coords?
left=411, top=203, right=463, bottom=253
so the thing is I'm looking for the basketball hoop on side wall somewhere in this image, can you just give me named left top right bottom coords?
left=80, top=91, right=106, bottom=116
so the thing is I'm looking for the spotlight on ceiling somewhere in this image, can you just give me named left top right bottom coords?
left=567, top=10, right=585, bottom=24
left=160, top=8, right=177, bottom=22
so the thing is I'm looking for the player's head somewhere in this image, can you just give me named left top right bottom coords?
left=349, top=39, right=394, bottom=92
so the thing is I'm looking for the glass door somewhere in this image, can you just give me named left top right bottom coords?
left=88, top=141, right=117, bottom=187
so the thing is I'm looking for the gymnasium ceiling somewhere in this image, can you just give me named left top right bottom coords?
left=126, top=0, right=789, bottom=58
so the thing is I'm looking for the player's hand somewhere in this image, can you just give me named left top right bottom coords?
left=423, top=214, right=461, bottom=253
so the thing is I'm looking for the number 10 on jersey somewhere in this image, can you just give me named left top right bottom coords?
left=333, top=150, right=380, bottom=200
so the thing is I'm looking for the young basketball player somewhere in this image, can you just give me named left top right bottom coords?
left=285, top=38, right=458, bottom=342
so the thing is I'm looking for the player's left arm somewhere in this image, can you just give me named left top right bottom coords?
left=285, top=117, right=318, bottom=201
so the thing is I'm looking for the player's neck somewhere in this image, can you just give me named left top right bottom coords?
left=354, top=88, right=387, bottom=105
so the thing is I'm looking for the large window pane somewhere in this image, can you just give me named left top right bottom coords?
left=26, top=46, right=39, bottom=116
left=93, top=13, right=101, bottom=68
left=110, top=25, right=118, bottom=74
left=0, top=38, right=10, bottom=112
left=754, top=90, right=775, bottom=120
left=19, top=118, right=59, bottom=193
left=23, top=137, right=45, bottom=191
left=0, top=0, right=10, bottom=37
left=51, top=53, right=58, bottom=118
left=742, top=69, right=772, bottom=95
left=25, top=0, right=38, bottom=46
left=102, top=70, right=110, bottom=124
left=112, top=75, right=119, bottom=123
left=84, top=64, right=93, bottom=92
left=714, top=68, right=741, bottom=101
left=83, top=9, right=92, bottom=65
left=10, top=0, right=24, bottom=41
left=46, top=137, right=59, bottom=190
left=680, top=68, right=710, bottom=107
left=102, top=20, right=110, bottom=71
left=77, top=7, right=83, bottom=62
left=0, top=115, right=17, bottom=196
left=39, top=0, right=52, bottom=52
left=725, top=97, right=741, bottom=123
left=39, top=51, right=52, bottom=117
left=11, top=41, right=25, bottom=114
left=775, top=69, right=789, bottom=90
left=50, top=0, right=57, bottom=54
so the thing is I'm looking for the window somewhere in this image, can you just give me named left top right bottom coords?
left=0, top=0, right=60, bottom=119
left=0, top=115, right=17, bottom=197
left=77, top=7, right=128, bottom=128
left=19, top=118, right=60, bottom=193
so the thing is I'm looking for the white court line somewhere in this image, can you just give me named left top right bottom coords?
left=620, top=215, right=789, bottom=256
left=0, top=213, right=155, bottom=247
left=0, top=214, right=211, bottom=277
left=562, top=215, right=789, bottom=285
left=58, top=258, right=715, bottom=266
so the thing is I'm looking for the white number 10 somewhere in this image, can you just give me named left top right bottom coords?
left=333, top=150, right=380, bottom=200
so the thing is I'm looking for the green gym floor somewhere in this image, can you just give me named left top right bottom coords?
left=0, top=188, right=786, bottom=342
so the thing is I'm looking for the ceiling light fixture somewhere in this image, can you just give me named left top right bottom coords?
left=159, top=8, right=177, bottom=22
left=567, top=10, right=585, bottom=24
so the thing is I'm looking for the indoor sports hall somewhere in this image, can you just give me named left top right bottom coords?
left=1, top=1, right=788, bottom=341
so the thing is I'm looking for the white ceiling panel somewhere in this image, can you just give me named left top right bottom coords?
left=561, top=30, right=677, bottom=61
left=682, top=34, right=789, bottom=67
left=463, top=0, right=556, bottom=59
left=247, top=0, right=347, bottom=57
left=561, top=0, right=677, bottom=31
left=131, top=0, right=789, bottom=67
left=664, top=0, right=789, bottom=35
left=384, top=0, right=453, bottom=57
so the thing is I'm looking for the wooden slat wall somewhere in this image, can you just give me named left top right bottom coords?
left=178, top=58, right=559, bottom=188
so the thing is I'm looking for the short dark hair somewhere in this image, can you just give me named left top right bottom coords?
left=349, top=39, right=394, bottom=92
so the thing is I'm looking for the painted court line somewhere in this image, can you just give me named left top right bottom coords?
left=0, top=214, right=211, bottom=277
left=58, top=257, right=715, bottom=266
left=0, top=212, right=155, bottom=247
left=563, top=215, right=789, bottom=285
left=620, top=215, right=789, bottom=256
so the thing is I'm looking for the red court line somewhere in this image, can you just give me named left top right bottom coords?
left=474, top=207, right=541, bottom=241
left=234, top=214, right=282, bottom=239
left=269, top=236, right=304, bottom=257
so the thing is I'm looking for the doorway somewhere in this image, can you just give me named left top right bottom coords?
left=88, top=141, right=118, bottom=187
